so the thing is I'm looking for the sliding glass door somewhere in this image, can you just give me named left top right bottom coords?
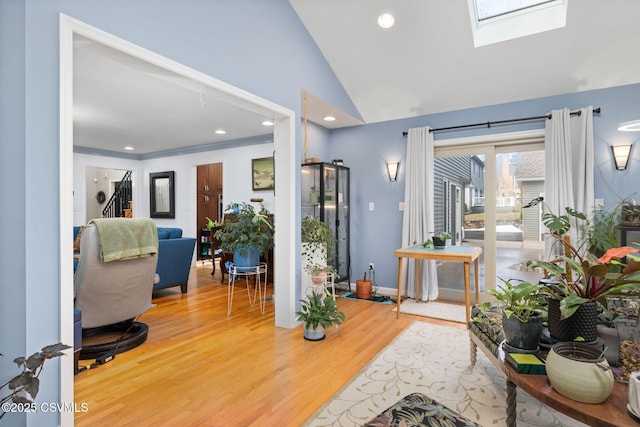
left=433, top=136, right=544, bottom=303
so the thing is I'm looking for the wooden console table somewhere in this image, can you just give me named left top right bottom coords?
left=394, top=245, right=482, bottom=323
left=469, top=332, right=636, bottom=427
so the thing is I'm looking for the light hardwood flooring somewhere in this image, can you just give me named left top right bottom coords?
left=74, top=262, right=465, bottom=426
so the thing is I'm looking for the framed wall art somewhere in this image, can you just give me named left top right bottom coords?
left=251, top=157, right=275, bottom=191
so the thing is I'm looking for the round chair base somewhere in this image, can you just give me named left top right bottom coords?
left=80, top=321, right=148, bottom=360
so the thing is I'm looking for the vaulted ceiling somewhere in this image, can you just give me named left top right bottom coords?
left=73, top=1, right=640, bottom=155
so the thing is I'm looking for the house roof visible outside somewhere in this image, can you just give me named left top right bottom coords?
left=515, top=150, right=545, bottom=179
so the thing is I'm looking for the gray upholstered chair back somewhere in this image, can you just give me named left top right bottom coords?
left=74, top=223, right=157, bottom=329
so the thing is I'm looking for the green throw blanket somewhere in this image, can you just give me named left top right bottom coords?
left=88, top=218, right=158, bottom=263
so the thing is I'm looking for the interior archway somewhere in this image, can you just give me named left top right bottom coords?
left=59, top=14, right=297, bottom=425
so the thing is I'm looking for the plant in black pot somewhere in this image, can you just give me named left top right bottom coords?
left=430, top=232, right=452, bottom=249
left=296, top=289, right=345, bottom=341
left=214, top=202, right=273, bottom=268
left=482, top=278, right=546, bottom=352
left=524, top=197, right=640, bottom=342
left=531, top=235, right=640, bottom=342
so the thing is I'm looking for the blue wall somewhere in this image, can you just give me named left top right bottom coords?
left=3, top=1, right=640, bottom=424
left=330, top=83, right=640, bottom=288
left=0, top=1, right=352, bottom=425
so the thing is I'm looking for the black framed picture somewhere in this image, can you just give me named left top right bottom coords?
left=251, top=157, right=275, bottom=191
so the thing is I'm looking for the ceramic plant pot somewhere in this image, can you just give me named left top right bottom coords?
left=310, top=271, right=327, bottom=285
left=501, top=312, right=543, bottom=351
left=432, top=237, right=446, bottom=248
left=547, top=298, right=598, bottom=342
left=546, top=342, right=614, bottom=404
left=233, top=247, right=260, bottom=269
left=303, top=326, right=325, bottom=341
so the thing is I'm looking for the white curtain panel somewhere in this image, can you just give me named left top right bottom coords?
left=544, top=106, right=595, bottom=257
left=401, top=127, right=438, bottom=300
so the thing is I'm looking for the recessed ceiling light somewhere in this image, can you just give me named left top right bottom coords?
left=262, top=120, right=274, bottom=126
left=215, top=129, right=227, bottom=135
left=377, top=13, right=395, bottom=29
left=323, top=116, right=336, bottom=122
left=124, top=146, right=134, bottom=151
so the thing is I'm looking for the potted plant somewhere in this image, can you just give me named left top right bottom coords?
left=425, top=232, right=452, bottom=249
left=296, top=289, right=345, bottom=341
left=304, top=262, right=337, bottom=285
left=214, top=202, right=273, bottom=267
left=524, top=197, right=640, bottom=342
left=482, top=278, right=546, bottom=351
left=301, top=216, right=337, bottom=285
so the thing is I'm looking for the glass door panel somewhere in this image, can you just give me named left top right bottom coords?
left=495, top=149, right=545, bottom=284
left=434, top=143, right=545, bottom=303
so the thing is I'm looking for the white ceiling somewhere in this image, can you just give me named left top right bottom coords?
left=290, top=0, right=640, bottom=123
left=73, top=1, right=640, bottom=156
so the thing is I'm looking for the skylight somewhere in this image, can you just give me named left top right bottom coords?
left=468, top=0, right=568, bottom=47
left=475, top=0, right=554, bottom=21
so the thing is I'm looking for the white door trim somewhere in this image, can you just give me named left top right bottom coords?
left=60, top=14, right=297, bottom=426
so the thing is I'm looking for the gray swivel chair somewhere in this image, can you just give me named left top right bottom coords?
left=74, top=218, right=158, bottom=360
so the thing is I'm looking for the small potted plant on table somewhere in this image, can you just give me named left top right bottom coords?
left=431, top=232, right=452, bottom=248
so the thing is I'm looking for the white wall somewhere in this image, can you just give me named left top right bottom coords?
left=84, top=166, right=127, bottom=221
left=73, top=154, right=141, bottom=225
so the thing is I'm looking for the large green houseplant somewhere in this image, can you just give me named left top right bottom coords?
left=296, top=289, right=345, bottom=341
left=524, top=197, right=640, bottom=341
left=214, top=202, right=273, bottom=266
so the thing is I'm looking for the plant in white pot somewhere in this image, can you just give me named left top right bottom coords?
left=296, top=288, right=345, bottom=341
left=482, top=278, right=546, bottom=352
left=214, top=202, right=273, bottom=268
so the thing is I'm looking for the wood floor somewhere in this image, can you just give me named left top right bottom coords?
left=74, top=263, right=465, bottom=426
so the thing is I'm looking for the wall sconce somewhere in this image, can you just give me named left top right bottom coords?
left=387, top=161, right=399, bottom=182
left=612, top=144, right=632, bottom=170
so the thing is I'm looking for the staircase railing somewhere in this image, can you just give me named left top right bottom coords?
left=102, top=170, right=132, bottom=218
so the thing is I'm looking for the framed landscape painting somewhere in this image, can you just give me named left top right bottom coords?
left=251, top=157, right=275, bottom=191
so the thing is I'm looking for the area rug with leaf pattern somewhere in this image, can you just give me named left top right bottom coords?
left=302, top=321, right=587, bottom=427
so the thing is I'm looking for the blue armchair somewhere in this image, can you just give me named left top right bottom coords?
left=155, top=227, right=196, bottom=293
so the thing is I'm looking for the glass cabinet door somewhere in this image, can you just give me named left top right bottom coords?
left=301, top=162, right=350, bottom=283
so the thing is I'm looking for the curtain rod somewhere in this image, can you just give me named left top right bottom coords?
left=401, top=107, right=601, bottom=136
